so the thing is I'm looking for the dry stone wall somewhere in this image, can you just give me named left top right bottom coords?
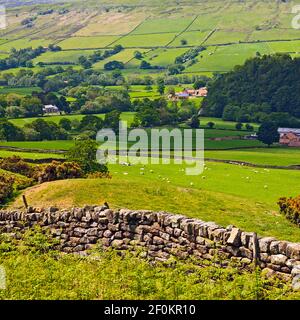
left=1, top=205, right=300, bottom=285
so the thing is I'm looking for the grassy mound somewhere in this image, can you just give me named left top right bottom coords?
left=12, top=173, right=300, bottom=242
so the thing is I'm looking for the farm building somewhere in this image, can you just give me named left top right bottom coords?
left=43, top=104, right=60, bottom=114
left=278, top=128, right=300, bottom=147
left=170, top=87, right=208, bottom=101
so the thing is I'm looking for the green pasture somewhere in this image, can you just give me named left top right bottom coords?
left=131, top=17, right=195, bottom=35
left=267, top=40, right=300, bottom=53
left=0, top=150, right=64, bottom=160
left=0, top=38, right=51, bottom=52
left=204, top=148, right=300, bottom=166
left=12, top=159, right=300, bottom=242
left=203, top=31, right=249, bottom=45
left=115, top=33, right=177, bottom=48
left=93, top=49, right=140, bottom=69
left=0, top=86, right=41, bottom=95
left=33, top=50, right=95, bottom=64
left=249, top=29, right=300, bottom=42
left=200, top=117, right=259, bottom=130
left=8, top=112, right=136, bottom=128
left=57, top=36, right=119, bottom=50
left=129, top=48, right=188, bottom=67
left=168, top=31, right=211, bottom=47
left=186, top=43, right=271, bottom=72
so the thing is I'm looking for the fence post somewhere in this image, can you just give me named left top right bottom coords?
left=253, top=232, right=258, bottom=267
left=22, top=195, right=28, bottom=209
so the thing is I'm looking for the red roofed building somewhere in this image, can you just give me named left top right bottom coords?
left=278, top=128, right=300, bottom=147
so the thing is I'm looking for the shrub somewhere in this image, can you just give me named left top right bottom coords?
left=235, top=122, right=243, bottom=130
left=0, top=174, right=14, bottom=204
left=278, top=196, right=300, bottom=226
left=33, top=161, right=83, bottom=183
left=0, top=156, right=34, bottom=177
left=86, top=172, right=112, bottom=179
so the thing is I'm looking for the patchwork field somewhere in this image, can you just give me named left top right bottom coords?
left=185, top=43, right=271, bottom=72
left=33, top=50, right=96, bottom=64
left=131, top=17, right=195, bottom=35
left=168, top=31, right=211, bottom=47
left=57, top=36, right=119, bottom=50
left=93, top=49, right=141, bottom=69
left=0, top=1, right=298, bottom=78
left=115, top=33, right=178, bottom=48
left=0, top=38, right=51, bottom=52
left=128, top=48, right=189, bottom=67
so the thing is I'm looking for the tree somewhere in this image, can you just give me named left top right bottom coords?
left=59, top=118, right=72, bottom=131
left=104, top=110, right=121, bottom=132
left=0, top=119, right=24, bottom=141
left=193, top=79, right=206, bottom=89
left=80, top=115, right=104, bottom=131
left=180, top=39, right=187, bottom=45
left=190, top=115, right=200, bottom=129
left=140, top=60, right=152, bottom=69
left=104, top=61, right=124, bottom=70
left=167, top=87, right=175, bottom=96
left=245, top=123, right=254, bottom=131
left=157, top=78, right=165, bottom=95
left=67, top=139, right=108, bottom=173
left=257, top=121, right=279, bottom=147
left=207, top=121, right=215, bottom=129
left=222, top=105, right=240, bottom=121
left=134, top=51, right=143, bottom=59
left=20, top=96, right=43, bottom=117
left=134, top=107, right=160, bottom=127
left=78, top=56, right=92, bottom=69
left=202, top=55, right=300, bottom=119
left=235, top=122, right=243, bottom=130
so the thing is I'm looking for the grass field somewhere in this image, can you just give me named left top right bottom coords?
left=186, top=43, right=271, bottom=72
left=74, top=11, right=147, bottom=36
left=168, top=31, right=211, bottom=47
left=0, top=86, right=41, bottom=95
left=203, top=31, right=249, bottom=45
left=131, top=17, right=195, bottom=35
left=93, top=49, right=140, bottom=69
left=0, top=38, right=51, bottom=52
left=205, top=148, right=300, bottom=166
left=8, top=112, right=136, bottom=128
left=11, top=159, right=300, bottom=242
left=0, top=150, right=64, bottom=160
left=115, top=33, right=177, bottom=48
left=57, top=36, right=120, bottom=50
left=33, top=50, right=96, bottom=64
left=249, top=29, right=300, bottom=42
left=128, top=48, right=188, bottom=67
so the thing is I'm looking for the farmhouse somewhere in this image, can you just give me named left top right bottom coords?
left=278, top=128, right=300, bottom=147
left=169, top=87, right=208, bottom=101
left=43, top=104, right=60, bottom=114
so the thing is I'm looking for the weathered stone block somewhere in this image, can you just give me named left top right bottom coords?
left=226, top=228, right=241, bottom=247
left=270, top=254, right=288, bottom=266
left=286, top=243, right=300, bottom=259
left=258, top=237, right=276, bottom=253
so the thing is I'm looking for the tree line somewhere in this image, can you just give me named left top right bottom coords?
left=202, top=54, right=300, bottom=128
